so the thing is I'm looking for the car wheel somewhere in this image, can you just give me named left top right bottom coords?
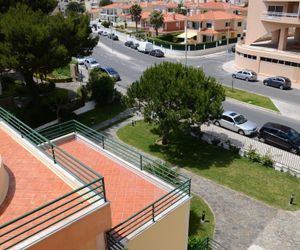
left=279, top=85, right=284, bottom=90
left=245, top=77, right=249, bottom=82
left=232, top=74, right=236, bottom=78
left=263, top=81, right=268, bottom=86
left=214, top=121, right=220, bottom=126
left=258, top=137, right=265, bottom=143
left=238, top=130, right=245, bottom=135
left=290, top=148, right=298, bottom=154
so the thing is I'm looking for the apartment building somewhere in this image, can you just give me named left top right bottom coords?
left=235, top=0, right=300, bottom=84
left=0, top=107, right=191, bottom=250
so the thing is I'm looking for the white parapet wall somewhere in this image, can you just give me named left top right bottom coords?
left=0, top=155, right=9, bottom=206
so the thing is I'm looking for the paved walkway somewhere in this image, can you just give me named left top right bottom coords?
left=101, top=116, right=300, bottom=250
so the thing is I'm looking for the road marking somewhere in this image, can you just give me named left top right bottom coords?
left=97, top=41, right=131, bottom=61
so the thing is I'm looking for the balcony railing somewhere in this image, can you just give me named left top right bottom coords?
left=261, top=11, right=299, bottom=19
left=0, top=108, right=107, bottom=250
left=37, top=120, right=192, bottom=249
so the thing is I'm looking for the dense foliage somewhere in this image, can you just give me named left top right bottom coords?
left=125, top=62, right=225, bottom=144
left=87, top=68, right=115, bottom=105
left=66, top=2, right=85, bottom=14
left=0, top=0, right=57, bottom=13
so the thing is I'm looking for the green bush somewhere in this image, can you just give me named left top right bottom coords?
left=101, top=20, right=110, bottom=28
left=0, top=76, right=15, bottom=92
left=246, top=146, right=261, bottom=163
left=261, top=153, right=274, bottom=168
left=87, top=68, right=115, bottom=105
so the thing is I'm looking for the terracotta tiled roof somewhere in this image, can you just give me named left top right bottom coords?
left=163, top=13, right=186, bottom=22
left=185, top=1, right=246, bottom=11
left=141, top=11, right=151, bottom=20
left=188, top=11, right=244, bottom=21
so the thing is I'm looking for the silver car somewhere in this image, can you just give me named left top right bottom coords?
left=215, top=111, right=257, bottom=136
left=232, top=70, right=257, bottom=82
left=84, top=58, right=100, bottom=70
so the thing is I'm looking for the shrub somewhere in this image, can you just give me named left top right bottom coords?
left=188, top=236, right=207, bottom=250
left=0, top=76, right=15, bottom=92
left=261, top=153, right=274, bottom=168
left=101, top=20, right=110, bottom=28
left=246, top=146, right=261, bottom=163
left=87, top=68, right=115, bottom=105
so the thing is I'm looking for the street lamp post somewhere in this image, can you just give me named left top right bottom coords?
left=110, top=25, right=113, bottom=52
left=185, top=18, right=188, bottom=67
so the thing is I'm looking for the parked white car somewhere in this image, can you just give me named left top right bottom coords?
left=84, top=58, right=100, bottom=70
left=214, top=111, right=257, bottom=136
left=74, top=56, right=86, bottom=65
left=137, top=42, right=153, bottom=53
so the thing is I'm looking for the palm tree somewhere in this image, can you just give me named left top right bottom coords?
left=150, top=10, right=164, bottom=36
left=129, top=4, right=142, bottom=32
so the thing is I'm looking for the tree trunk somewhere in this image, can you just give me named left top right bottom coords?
left=135, top=20, right=138, bottom=32
left=155, top=28, right=158, bottom=36
left=23, top=72, right=35, bottom=88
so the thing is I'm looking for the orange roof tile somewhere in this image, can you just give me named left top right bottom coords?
left=188, top=10, right=244, bottom=21
left=163, top=13, right=186, bottom=22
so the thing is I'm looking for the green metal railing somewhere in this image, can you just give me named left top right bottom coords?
left=189, top=237, right=229, bottom=250
left=37, top=120, right=191, bottom=250
left=0, top=108, right=107, bottom=250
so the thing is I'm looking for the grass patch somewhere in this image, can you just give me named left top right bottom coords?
left=189, top=196, right=215, bottom=239
left=76, top=101, right=126, bottom=127
left=224, top=86, right=279, bottom=112
left=117, top=121, right=300, bottom=211
left=49, top=64, right=71, bottom=79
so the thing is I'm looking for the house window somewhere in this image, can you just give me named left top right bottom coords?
left=237, top=22, right=242, bottom=27
left=225, top=22, right=230, bottom=27
left=237, top=34, right=241, bottom=37
left=176, top=22, right=179, bottom=28
left=206, top=22, right=212, bottom=28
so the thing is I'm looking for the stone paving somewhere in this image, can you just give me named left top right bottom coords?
left=101, top=116, right=300, bottom=250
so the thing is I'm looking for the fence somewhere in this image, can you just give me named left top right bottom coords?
left=37, top=120, right=191, bottom=249
left=0, top=107, right=107, bottom=250
left=201, top=124, right=300, bottom=176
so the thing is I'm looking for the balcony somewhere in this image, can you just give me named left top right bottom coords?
left=261, top=11, right=300, bottom=24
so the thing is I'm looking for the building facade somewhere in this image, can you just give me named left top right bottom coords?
left=234, top=0, right=300, bottom=84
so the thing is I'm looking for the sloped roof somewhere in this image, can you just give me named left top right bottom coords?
left=188, top=11, right=244, bottom=21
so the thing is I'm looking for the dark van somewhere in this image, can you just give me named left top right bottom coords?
left=258, top=122, right=300, bottom=154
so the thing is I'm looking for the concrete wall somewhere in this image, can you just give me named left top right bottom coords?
left=126, top=199, right=190, bottom=250
left=0, top=155, right=9, bottom=206
left=27, top=204, right=112, bottom=250
left=235, top=43, right=300, bottom=83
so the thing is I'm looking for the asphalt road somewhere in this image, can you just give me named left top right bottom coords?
left=92, top=36, right=300, bottom=132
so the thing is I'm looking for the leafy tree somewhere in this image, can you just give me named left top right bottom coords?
left=126, top=62, right=225, bottom=144
left=66, top=2, right=85, bottom=14
left=0, top=0, right=57, bottom=13
left=129, top=4, right=142, bottom=32
left=99, top=0, right=112, bottom=7
left=0, top=4, right=97, bottom=88
left=43, top=88, right=69, bottom=120
left=175, top=2, right=187, bottom=16
left=150, top=10, right=164, bottom=36
left=87, top=68, right=115, bottom=105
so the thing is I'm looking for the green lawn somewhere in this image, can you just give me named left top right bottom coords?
left=224, top=86, right=279, bottom=112
left=117, top=121, right=300, bottom=211
left=76, top=101, right=126, bottom=127
left=49, top=64, right=71, bottom=79
left=189, top=196, right=215, bottom=240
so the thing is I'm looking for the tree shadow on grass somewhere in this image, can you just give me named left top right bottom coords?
left=148, top=130, right=240, bottom=170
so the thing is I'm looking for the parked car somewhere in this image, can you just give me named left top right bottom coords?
left=102, top=31, right=108, bottom=36
left=130, top=43, right=139, bottom=50
left=263, top=76, right=291, bottom=90
left=99, top=67, right=121, bottom=81
left=98, top=30, right=103, bottom=35
left=84, top=58, right=100, bottom=70
left=232, top=70, right=257, bottom=81
left=214, top=111, right=257, bottom=136
left=149, top=49, right=164, bottom=57
left=74, top=56, right=86, bottom=65
left=258, top=122, right=300, bottom=154
left=231, top=45, right=236, bottom=53
left=108, top=33, right=119, bottom=41
left=124, top=41, right=134, bottom=47
left=137, top=42, right=153, bottom=53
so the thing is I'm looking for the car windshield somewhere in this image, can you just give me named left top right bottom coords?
left=287, top=128, right=300, bottom=142
left=106, top=68, right=117, bottom=74
left=234, top=115, right=247, bottom=125
left=91, top=60, right=98, bottom=64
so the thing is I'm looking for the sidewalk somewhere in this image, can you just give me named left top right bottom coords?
left=101, top=116, right=300, bottom=250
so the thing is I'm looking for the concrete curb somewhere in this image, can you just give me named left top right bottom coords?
left=226, top=97, right=281, bottom=115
